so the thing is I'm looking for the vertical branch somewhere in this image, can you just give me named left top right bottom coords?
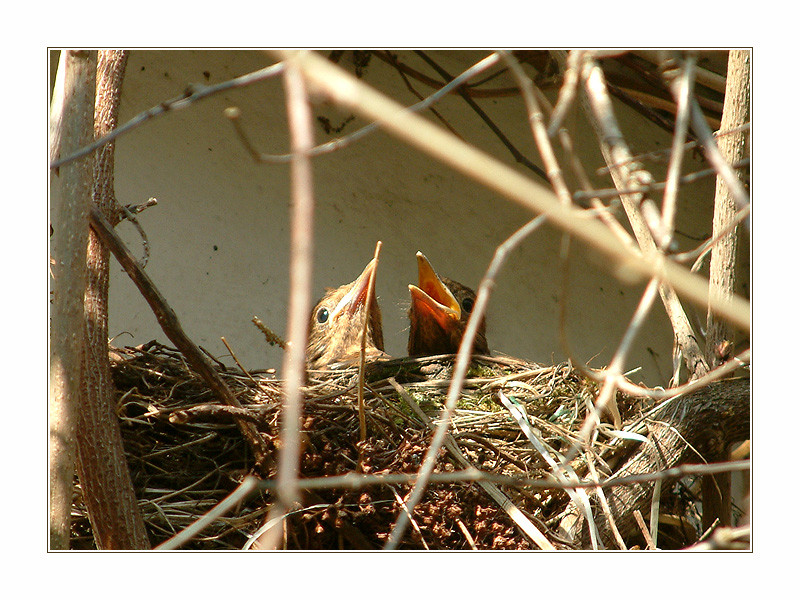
left=579, top=52, right=709, bottom=383
left=706, top=50, right=750, bottom=368
left=358, top=241, right=382, bottom=445
left=49, top=49, right=96, bottom=550
left=702, top=49, right=750, bottom=532
left=258, top=55, right=317, bottom=549
left=660, top=55, right=697, bottom=251
left=75, top=50, right=151, bottom=550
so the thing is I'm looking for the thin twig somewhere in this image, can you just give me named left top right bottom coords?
left=88, top=206, right=271, bottom=472
left=689, top=95, right=750, bottom=215
left=500, top=51, right=572, bottom=204
left=251, top=316, right=288, bottom=349
left=660, top=55, right=697, bottom=252
left=590, top=348, right=749, bottom=401
left=633, top=510, right=655, bottom=549
left=156, top=476, right=259, bottom=550
left=255, top=56, right=317, bottom=549
left=586, top=277, right=660, bottom=439
left=255, top=460, right=751, bottom=493
left=547, top=50, right=585, bottom=137
left=358, top=241, right=382, bottom=444
left=573, top=159, right=750, bottom=203
left=50, top=60, right=286, bottom=170
left=415, top=50, right=548, bottom=182
left=581, top=52, right=668, bottom=249
left=372, top=50, right=523, bottom=98
left=220, top=336, right=267, bottom=391
left=586, top=456, right=626, bottom=550
left=380, top=51, right=462, bottom=138
left=231, top=52, right=503, bottom=163
left=390, top=486, right=430, bottom=550
left=596, top=123, right=750, bottom=175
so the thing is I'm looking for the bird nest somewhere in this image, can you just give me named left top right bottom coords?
left=70, top=341, right=694, bottom=551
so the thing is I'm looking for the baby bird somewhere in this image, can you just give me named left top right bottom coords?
left=407, top=252, right=488, bottom=357
left=307, top=258, right=385, bottom=370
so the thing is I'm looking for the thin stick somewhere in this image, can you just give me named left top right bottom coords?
left=258, top=56, right=318, bottom=549
left=660, top=55, right=697, bottom=252
left=415, top=50, right=547, bottom=181
left=220, top=336, right=266, bottom=390
left=50, top=60, right=286, bottom=170
left=689, top=90, right=750, bottom=215
left=590, top=348, right=749, bottom=401
left=590, top=277, right=660, bottom=437
left=580, top=52, right=711, bottom=381
left=390, top=487, right=430, bottom=550
left=255, top=459, right=751, bottom=493
left=357, top=241, right=382, bottom=444
left=156, top=476, right=259, bottom=550
left=500, top=51, right=571, bottom=204
left=581, top=52, right=668, bottom=250
left=547, top=50, right=585, bottom=137
left=231, top=52, right=503, bottom=163
left=596, top=123, right=750, bottom=175
left=456, top=519, right=478, bottom=550
left=586, top=456, right=627, bottom=550
left=88, top=206, right=271, bottom=472
left=633, top=510, right=655, bottom=549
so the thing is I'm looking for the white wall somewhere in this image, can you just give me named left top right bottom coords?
left=50, top=50, right=749, bottom=387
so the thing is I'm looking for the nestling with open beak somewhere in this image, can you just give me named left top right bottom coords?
left=306, top=258, right=386, bottom=370
left=407, top=251, right=489, bottom=357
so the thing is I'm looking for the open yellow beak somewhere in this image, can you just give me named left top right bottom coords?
left=408, top=251, right=460, bottom=329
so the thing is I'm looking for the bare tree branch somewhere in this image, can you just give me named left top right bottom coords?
left=49, top=49, right=96, bottom=550
left=701, top=49, right=750, bottom=532
left=255, top=54, right=318, bottom=549
left=579, top=51, right=710, bottom=382
left=76, top=49, right=151, bottom=550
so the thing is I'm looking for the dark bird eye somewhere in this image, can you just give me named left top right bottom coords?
left=461, top=297, right=474, bottom=313
left=316, top=307, right=330, bottom=324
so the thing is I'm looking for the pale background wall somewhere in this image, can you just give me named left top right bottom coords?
left=49, top=50, right=749, bottom=387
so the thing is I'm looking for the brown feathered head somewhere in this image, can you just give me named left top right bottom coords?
left=307, top=258, right=385, bottom=370
left=407, top=252, right=488, bottom=357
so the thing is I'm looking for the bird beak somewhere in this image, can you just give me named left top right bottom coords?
left=409, top=251, right=461, bottom=328
left=330, top=258, right=378, bottom=321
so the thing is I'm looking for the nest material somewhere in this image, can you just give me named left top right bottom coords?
left=71, top=341, right=706, bottom=550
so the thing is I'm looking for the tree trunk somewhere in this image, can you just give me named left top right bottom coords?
left=701, top=49, right=750, bottom=530
left=706, top=50, right=750, bottom=367
left=558, top=377, right=749, bottom=548
left=75, top=50, right=151, bottom=549
left=49, top=50, right=97, bottom=550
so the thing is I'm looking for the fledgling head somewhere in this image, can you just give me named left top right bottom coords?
left=407, top=252, right=488, bottom=357
left=307, top=258, right=384, bottom=370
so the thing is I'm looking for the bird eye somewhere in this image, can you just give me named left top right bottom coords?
left=316, top=307, right=330, bottom=324
left=461, top=297, right=474, bottom=313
